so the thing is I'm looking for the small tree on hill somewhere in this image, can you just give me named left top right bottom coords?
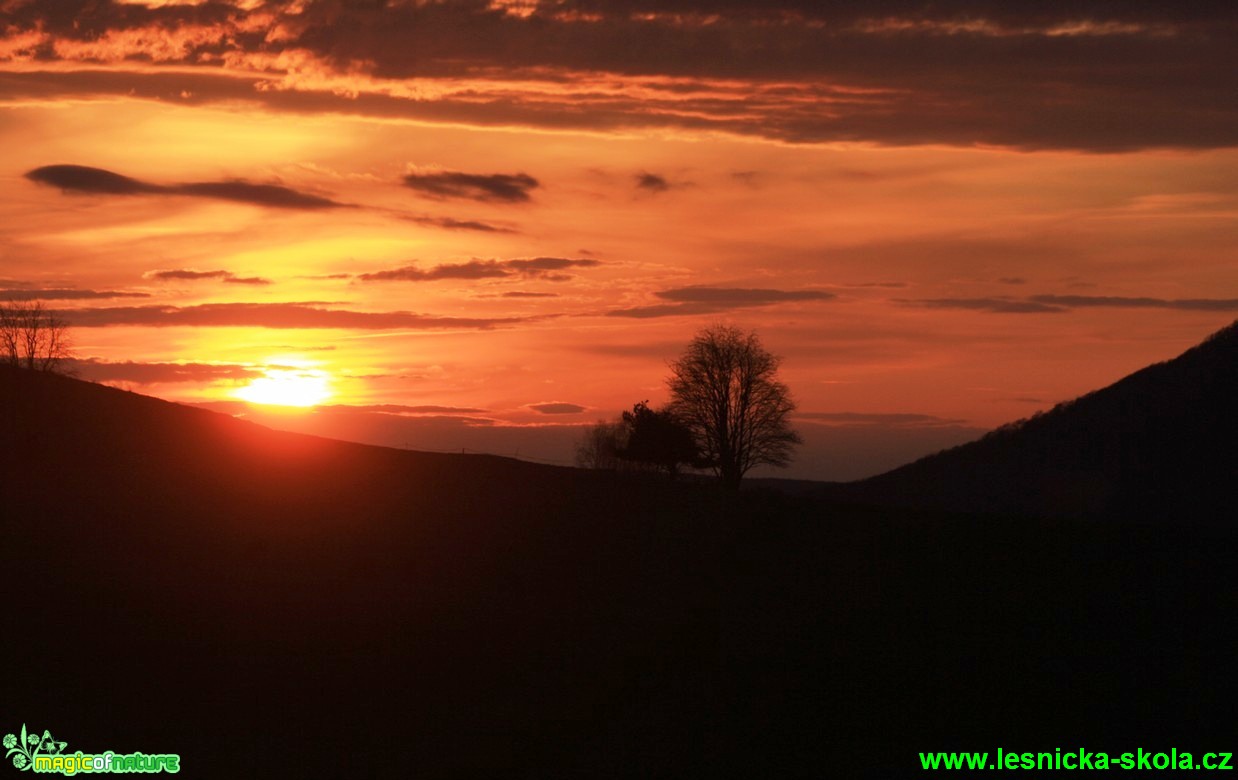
left=618, top=401, right=699, bottom=478
left=0, top=300, right=73, bottom=373
left=667, top=325, right=801, bottom=490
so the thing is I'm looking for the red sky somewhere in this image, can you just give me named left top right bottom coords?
left=3, top=0, right=1237, bottom=479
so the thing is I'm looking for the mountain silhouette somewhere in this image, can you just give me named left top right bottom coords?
left=3, top=360, right=1237, bottom=776
left=839, top=320, right=1238, bottom=519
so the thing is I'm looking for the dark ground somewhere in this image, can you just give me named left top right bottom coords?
left=2, top=367, right=1235, bottom=777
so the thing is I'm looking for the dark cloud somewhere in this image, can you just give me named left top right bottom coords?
left=506, top=257, right=600, bottom=272
left=55, top=302, right=535, bottom=330
left=998, top=277, right=1028, bottom=285
left=530, top=2, right=1238, bottom=26
left=636, top=172, right=670, bottom=192
left=223, top=276, right=273, bottom=286
left=1029, top=294, right=1238, bottom=311
left=402, top=171, right=539, bottom=203
left=901, top=293, right=1238, bottom=313
left=70, top=359, right=261, bottom=385
left=607, top=303, right=711, bottom=319
left=656, top=286, right=836, bottom=304
left=170, top=181, right=340, bottom=210
left=527, top=402, right=588, bottom=415
left=358, top=261, right=510, bottom=282
left=359, top=257, right=598, bottom=282
left=25, top=164, right=159, bottom=195
left=146, top=269, right=232, bottom=281
left=25, top=164, right=344, bottom=210
left=609, top=286, right=837, bottom=317
left=5, top=42, right=1234, bottom=151
left=4, top=3, right=1237, bottom=151
left=898, top=297, right=1068, bottom=314
left=402, top=215, right=515, bottom=233
left=147, top=269, right=271, bottom=285
left=0, top=288, right=150, bottom=301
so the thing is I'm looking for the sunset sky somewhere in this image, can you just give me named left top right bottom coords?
left=3, top=0, right=1236, bottom=479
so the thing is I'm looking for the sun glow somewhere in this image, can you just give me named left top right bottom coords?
left=234, top=367, right=332, bottom=407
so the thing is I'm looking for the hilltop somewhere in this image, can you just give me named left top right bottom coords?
left=839, top=321, right=1238, bottom=519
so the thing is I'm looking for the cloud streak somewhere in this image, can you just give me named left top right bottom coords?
left=358, top=257, right=599, bottom=282
left=1029, top=294, right=1238, bottom=312
left=26, top=164, right=345, bottom=210
left=898, top=297, right=1068, bottom=314
left=402, top=214, right=516, bottom=233
left=55, top=302, right=536, bottom=330
left=0, top=288, right=150, bottom=301
left=146, top=268, right=273, bottom=285
left=609, top=286, right=836, bottom=317
left=402, top=171, right=540, bottom=203
left=656, top=287, right=836, bottom=304
left=70, top=359, right=262, bottom=385
left=900, top=294, right=1238, bottom=314
left=527, top=402, right=588, bottom=415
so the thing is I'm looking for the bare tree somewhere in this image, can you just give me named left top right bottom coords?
left=667, top=325, right=801, bottom=490
left=0, top=300, right=73, bottom=373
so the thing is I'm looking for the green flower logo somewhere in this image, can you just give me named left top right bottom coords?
left=4, top=725, right=66, bottom=772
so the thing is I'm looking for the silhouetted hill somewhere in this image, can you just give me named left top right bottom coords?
left=1, top=367, right=732, bottom=776
left=3, top=367, right=1237, bottom=777
left=839, top=321, right=1238, bottom=519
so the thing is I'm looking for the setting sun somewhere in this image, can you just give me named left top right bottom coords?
left=234, top=368, right=332, bottom=408
left=4, top=0, right=1236, bottom=479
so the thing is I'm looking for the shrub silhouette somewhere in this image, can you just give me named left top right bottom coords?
left=618, top=401, right=699, bottom=478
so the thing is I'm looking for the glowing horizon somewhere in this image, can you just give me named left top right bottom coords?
left=3, top=1, right=1236, bottom=479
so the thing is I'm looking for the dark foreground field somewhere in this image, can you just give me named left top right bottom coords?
left=2, top=367, right=1236, bottom=777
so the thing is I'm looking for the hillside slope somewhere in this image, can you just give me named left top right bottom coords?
left=3, top=367, right=1237, bottom=777
left=1, top=367, right=731, bottom=776
left=842, top=321, right=1238, bottom=518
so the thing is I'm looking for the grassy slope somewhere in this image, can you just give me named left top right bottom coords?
left=2, top=368, right=1236, bottom=777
